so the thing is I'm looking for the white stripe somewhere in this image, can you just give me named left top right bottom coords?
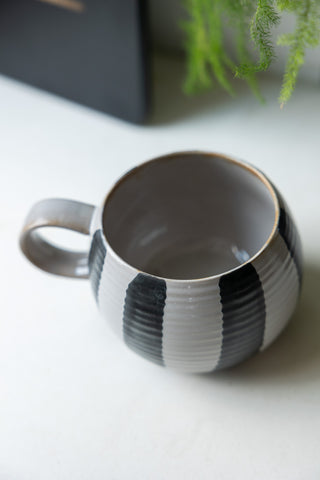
left=162, top=279, right=223, bottom=372
left=98, top=250, right=137, bottom=340
left=253, top=233, right=299, bottom=350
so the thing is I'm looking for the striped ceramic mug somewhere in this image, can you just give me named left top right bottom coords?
left=20, top=152, right=302, bottom=373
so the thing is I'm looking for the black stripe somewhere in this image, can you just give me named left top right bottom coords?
left=278, top=206, right=303, bottom=285
left=123, top=273, right=166, bottom=366
left=88, top=229, right=106, bottom=303
left=217, top=263, right=266, bottom=370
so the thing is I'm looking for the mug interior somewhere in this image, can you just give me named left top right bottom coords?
left=102, top=153, right=277, bottom=280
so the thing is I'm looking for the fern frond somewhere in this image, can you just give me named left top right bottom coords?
left=183, top=0, right=212, bottom=93
left=183, top=0, right=235, bottom=95
left=236, top=0, right=280, bottom=77
left=278, top=0, right=320, bottom=106
left=225, top=0, right=263, bottom=100
left=205, top=0, right=235, bottom=95
left=182, top=0, right=320, bottom=104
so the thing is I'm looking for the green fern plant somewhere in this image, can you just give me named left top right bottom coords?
left=183, top=0, right=320, bottom=105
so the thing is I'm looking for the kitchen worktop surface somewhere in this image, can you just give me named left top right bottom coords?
left=1, top=54, right=320, bottom=479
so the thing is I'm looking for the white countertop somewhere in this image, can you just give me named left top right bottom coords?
left=1, top=54, right=320, bottom=480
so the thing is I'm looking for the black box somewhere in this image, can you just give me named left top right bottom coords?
left=0, top=0, right=149, bottom=123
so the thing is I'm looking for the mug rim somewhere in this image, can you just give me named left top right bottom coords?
left=99, top=151, right=280, bottom=283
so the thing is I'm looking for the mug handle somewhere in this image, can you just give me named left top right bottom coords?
left=20, top=198, right=96, bottom=279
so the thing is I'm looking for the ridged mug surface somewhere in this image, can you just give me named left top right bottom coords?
left=88, top=190, right=302, bottom=373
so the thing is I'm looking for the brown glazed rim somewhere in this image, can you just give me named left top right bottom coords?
left=100, top=151, right=280, bottom=283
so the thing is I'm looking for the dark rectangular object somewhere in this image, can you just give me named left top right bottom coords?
left=0, top=0, right=149, bottom=123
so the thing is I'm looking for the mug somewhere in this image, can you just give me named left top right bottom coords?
left=20, top=152, right=302, bottom=373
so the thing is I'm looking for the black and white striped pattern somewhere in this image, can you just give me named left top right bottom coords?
left=277, top=194, right=303, bottom=285
left=88, top=202, right=302, bottom=372
left=217, top=263, right=265, bottom=370
left=123, top=274, right=166, bottom=366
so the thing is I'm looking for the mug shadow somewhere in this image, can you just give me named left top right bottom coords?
left=203, top=262, right=320, bottom=386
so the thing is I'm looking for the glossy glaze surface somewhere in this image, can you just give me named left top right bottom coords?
left=88, top=154, right=302, bottom=372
